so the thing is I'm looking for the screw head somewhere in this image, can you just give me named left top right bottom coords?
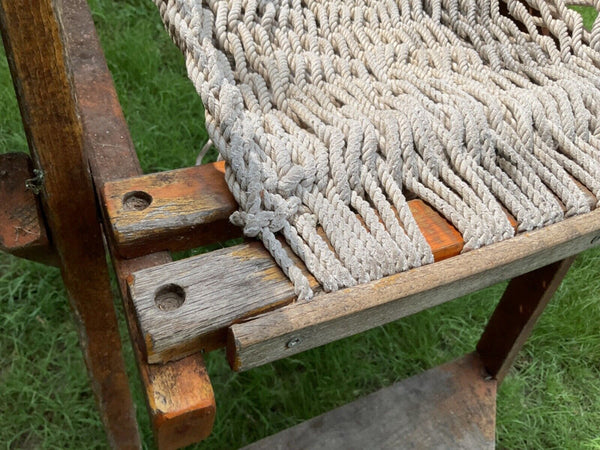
left=286, top=337, right=301, bottom=348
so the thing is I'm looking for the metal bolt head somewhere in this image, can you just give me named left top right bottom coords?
left=286, top=337, right=301, bottom=348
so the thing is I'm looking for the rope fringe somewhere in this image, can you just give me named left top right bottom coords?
left=156, top=0, right=600, bottom=300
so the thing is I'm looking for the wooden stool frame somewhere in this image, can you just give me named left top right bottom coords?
left=1, top=0, right=598, bottom=448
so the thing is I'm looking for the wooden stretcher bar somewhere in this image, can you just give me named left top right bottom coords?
left=244, top=352, right=497, bottom=449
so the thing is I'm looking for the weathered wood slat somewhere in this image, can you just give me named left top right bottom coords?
left=56, top=0, right=216, bottom=447
left=229, top=208, right=600, bottom=371
left=245, top=353, right=496, bottom=450
left=102, top=161, right=240, bottom=258
left=129, top=198, right=463, bottom=363
left=131, top=241, right=318, bottom=362
left=0, top=152, right=58, bottom=266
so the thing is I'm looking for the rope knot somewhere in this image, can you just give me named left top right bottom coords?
left=230, top=196, right=301, bottom=237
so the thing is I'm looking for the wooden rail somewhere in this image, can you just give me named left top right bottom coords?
left=229, top=209, right=600, bottom=371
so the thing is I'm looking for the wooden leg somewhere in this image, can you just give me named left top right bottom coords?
left=0, top=1, right=140, bottom=447
left=55, top=0, right=217, bottom=446
left=476, top=257, right=576, bottom=384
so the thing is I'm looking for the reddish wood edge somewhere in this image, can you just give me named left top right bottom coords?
left=0, top=152, right=58, bottom=266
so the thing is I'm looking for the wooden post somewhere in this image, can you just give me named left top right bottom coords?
left=55, top=0, right=217, bottom=447
left=0, top=1, right=140, bottom=448
left=477, top=257, right=576, bottom=384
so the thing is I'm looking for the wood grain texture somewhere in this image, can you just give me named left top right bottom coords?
left=0, top=1, right=140, bottom=447
left=408, top=199, right=464, bottom=261
left=130, top=241, right=317, bottom=363
left=477, top=257, right=576, bottom=384
left=245, top=353, right=496, bottom=450
left=103, top=161, right=240, bottom=258
left=229, top=208, right=600, bottom=371
left=0, top=152, right=58, bottom=266
left=53, top=0, right=216, bottom=447
left=128, top=199, right=461, bottom=363
left=119, top=254, right=217, bottom=450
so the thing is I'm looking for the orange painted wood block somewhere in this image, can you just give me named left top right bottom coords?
left=103, top=161, right=239, bottom=258
left=409, top=200, right=464, bottom=261
left=147, top=356, right=216, bottom=450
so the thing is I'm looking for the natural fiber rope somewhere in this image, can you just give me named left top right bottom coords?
left=155, top=0, right=600, bottom=300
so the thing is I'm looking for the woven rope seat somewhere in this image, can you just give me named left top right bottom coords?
left=3, top=0, right=600, bottom=446
left=155, top=0, right=600, bottom=301
left=97, top=0, right=600, bottom=370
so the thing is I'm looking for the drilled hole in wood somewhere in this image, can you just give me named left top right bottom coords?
left=123, top=191, right=152, bottom=211
left=155, top=284, right=186, bottom=311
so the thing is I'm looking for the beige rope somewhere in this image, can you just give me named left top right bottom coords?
left=155, top=0, right=600, bottom=300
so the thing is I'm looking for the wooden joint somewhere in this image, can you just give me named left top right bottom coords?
left=0, top=152, right=59, bottom=266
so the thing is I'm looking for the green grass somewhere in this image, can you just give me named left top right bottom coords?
left=1, top=2, right=600, bottom=448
